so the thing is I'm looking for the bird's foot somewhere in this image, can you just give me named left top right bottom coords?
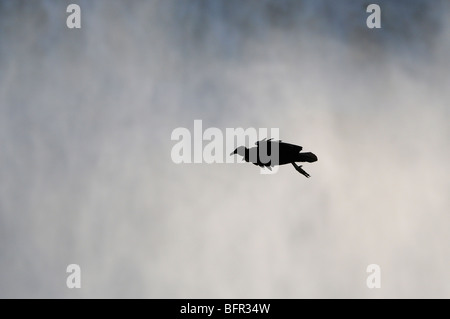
left=292, top=163, right=310, bottom=178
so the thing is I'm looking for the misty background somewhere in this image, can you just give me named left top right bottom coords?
left=0, top=0, right=449, bottom=298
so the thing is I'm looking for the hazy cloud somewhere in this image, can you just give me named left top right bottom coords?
left=0, top=0, right=449, bottom=298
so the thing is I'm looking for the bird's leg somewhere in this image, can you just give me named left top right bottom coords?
left=292, top=162, right=310, bottom=178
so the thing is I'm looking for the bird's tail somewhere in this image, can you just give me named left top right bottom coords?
left=297, top=152, right=318, bottom=163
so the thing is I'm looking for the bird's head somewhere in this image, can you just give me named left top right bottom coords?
left=230, top=146, right=247, bottom=157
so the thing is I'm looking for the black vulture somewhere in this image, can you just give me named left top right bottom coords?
left=230, top=139, right=318, bottom=178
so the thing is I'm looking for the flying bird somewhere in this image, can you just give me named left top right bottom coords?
left=230, top=139, right=318, bottom=178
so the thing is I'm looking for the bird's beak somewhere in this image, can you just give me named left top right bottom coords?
left=230, top=149, right=237, bottom=156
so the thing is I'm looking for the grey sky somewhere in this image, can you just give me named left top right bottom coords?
left=0, top=0, right=449, bottom=298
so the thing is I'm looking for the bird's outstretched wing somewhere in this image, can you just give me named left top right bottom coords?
left=278, top=141, right=302, bottom=153
left=255, top=138, right=273, bottom=146
left=256, top=139, right=303, bottom=153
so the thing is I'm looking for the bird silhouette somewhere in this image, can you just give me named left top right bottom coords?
left=230, top=139, right=318, bottom=178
